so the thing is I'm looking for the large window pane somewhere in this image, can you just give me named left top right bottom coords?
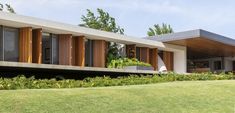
left=51, top=34, right=59, bottom=64
left=136, top=47, right=140, bottom=61
left=0, top=26, right=3, bottom=61
left=42, top=33, right=51, bottom=64
left=4, top=27, right=19, bottom=62
left=85, top=39, right=93, bottom=66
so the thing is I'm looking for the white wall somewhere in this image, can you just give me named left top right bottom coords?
left=173, top=47, right=187, bottom=73
left=224, top=57, right=235, bottom=71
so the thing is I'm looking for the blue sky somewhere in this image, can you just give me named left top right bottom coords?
left=1, top=0, right=235, bottom=38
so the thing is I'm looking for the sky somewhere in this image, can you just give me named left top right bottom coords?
left=1, top=0, right=235, bottom=38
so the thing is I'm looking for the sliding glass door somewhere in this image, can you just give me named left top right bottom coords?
left=42, top=33, right=59, bottom=64
left=0, top=26, right=19, bottom=62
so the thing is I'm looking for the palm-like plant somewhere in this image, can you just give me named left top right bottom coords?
left=147, top=23, right=173, bottom=36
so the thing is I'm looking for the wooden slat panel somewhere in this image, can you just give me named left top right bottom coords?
left=93, top=40, right=106, bottom=67
left=163, top=51, right=174, bottom=71
left=149, top=48, right=158, bottom=70
left=139, top=47, right=149, bottom=63
left=72, top=37, right=76, bottom=66
left=167, top=37, right=235, bottom=59
left=19, top=27, right=32, bottom=63
left=126, top=44, right=136, bottom=58
left=32, top=29, right=42, bottom=64
left=58, top=34, right=72, bottom=65
left=72, top=36, right=85, bottom=67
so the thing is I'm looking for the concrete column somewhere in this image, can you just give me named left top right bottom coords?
left=173, top=48, right=187, bottom=73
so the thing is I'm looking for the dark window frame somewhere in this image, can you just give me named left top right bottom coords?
left=214, top=60, right=222, bottom=70
left=3, top=26, right=19, bottom=62
left=136, top=47, right=141, bottom=61
left=85, top=39, right=93, bottom=67
left=0, top=25, right=3, bottom=61
left=51, top=34, right=59, bottom=64
left=42, top=32, right=59, bottom=64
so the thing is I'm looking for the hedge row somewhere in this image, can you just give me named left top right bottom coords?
left=0, top=72, right=234, bottom=90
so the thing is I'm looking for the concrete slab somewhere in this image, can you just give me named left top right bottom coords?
left=0, top=61, right=158, bottom=75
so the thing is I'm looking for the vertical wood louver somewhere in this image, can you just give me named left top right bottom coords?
left=32, top=29, right=42, bottom=64
left=93, top=40, right=106, bottom=67
left=149, top=48, right=158, bottom=70
left=163, top=51, right=174, bottom=71
left=19, top=27, right=32, bottom=63
left=58, top=34, right=73, bottom=65
left=72, top=36, right=85, bottom=67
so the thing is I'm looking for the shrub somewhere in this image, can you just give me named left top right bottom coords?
left=0, top=72, right=234, bottom=90
left=107, top=58, right=152, bottom=69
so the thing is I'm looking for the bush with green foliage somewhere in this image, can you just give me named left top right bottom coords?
left=107, top=58, right=152, bottom=68
left=0, top=72, right=234, bottom=90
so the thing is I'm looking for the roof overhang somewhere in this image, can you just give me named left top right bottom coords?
left=145, top=29, right=235, bottom=58
left=0, top=11, right=181, bottom=50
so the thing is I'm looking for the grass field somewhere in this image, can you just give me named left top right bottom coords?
left=0, top=80, right=235, bottom=113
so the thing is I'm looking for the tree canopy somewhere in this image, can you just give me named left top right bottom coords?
left=147, top=23, right=173, bottom=36
left=80, top=8, right=124, bottom=34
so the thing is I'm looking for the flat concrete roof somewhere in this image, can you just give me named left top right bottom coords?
left=0, top=12, right=186, bottom=52
left=144, top=29, right=235, bottom=46
left=0, top=12, right=166, bottom=49
left=144, top=29, right=235, bottom=58
left=0, top=61, right=158, bottom=75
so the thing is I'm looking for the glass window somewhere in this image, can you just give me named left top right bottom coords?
left=42, top=33, right=51, bottom=64
left=214, top=61, right=222, bottom=70
left=4, top=27, right=19, bottom=62
left=51, top=34, right=59, bottom=64
left=85, top=39, right=93, bottom=66
left=136, top=47, right=140, bottom=61
left=0, top=26, right=3, bottom=61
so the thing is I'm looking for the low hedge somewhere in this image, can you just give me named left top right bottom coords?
left=0, top=72, right=234, bottom=90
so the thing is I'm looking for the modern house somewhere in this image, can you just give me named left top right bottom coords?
left=0, top=11, right=234, bottom=76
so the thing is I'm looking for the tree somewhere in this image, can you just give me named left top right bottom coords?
left=147, top=23, right=173, bottom=36
left=0, top=2, right=15, bottom=13
left=80, top=8, right=124, bottom=34
left=80, top=8, right=124, bottom=64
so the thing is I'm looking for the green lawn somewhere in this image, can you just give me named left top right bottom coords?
left=0, top=80, right=235, bottom=113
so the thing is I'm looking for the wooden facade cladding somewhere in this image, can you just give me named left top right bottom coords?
left=32, top=29, right=42, bottom=64
left=93, top=40, right=106, bottom=67
left=163, top=51, right=174, bottom=71
left=58, top=34, right=72, bottom=65
left=126, top=44, right=136, bottom=58
left=19, top=27, right=32, bottom=63
left=149, top=48, right=158, bottom=70
left=139, top=47, right=150, bottom=63
left=72, top=36, right=85, bottom=67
